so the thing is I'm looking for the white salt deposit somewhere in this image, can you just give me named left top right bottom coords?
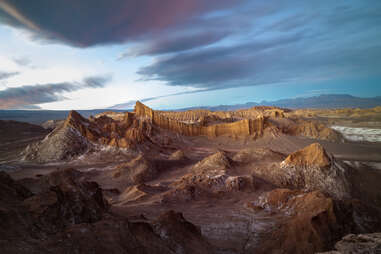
left=331, top=126, right=381, bottom=143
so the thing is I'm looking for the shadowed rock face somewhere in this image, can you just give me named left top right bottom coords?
left=0, top=170, right=213, bottom=254
left=153, top=210, right=212, bottom=254
left=0, top=168, right=108, bottom=242
left=23, top=168, right=109, bottom=233
left=248, top=189, right=339, bottom=253
left=317, top=233, right=381, bottom=254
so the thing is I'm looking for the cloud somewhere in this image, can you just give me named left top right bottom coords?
left=13, top=57, right=31, bottom=67
left=119, top=31, right=229, bottom=59
left=0, top=71, right=19, bottom=80
left=109, top=89, right=211, bottom=109
left=0, top=0, right=380, bottom=95
left=82, top=75, right=112, bottom=88
left=0, top=74, right=112, bottom=109
left=0, top=0, right=236, bottom=47
left=136, top=1, right=381, bottom=90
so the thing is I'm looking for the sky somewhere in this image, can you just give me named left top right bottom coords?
left=0, top=0, right=380, bottom=110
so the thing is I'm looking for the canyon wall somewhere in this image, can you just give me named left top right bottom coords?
left=135, top=101, right=264, bottom=138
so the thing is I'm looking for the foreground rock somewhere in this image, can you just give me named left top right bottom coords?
left=245, top=188, right=381, bottom=254
left=248, top=189, right=339, bottom=253
left=318, top=233, right=381, bottom=254
left=0, top=169, right=213, bottom=254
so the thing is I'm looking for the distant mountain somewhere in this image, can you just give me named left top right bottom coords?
left=2, top=94, right=380, bottom=125
left=0, top=109, right=125, bottom=124
left=177, top=94, right=381, bottom=111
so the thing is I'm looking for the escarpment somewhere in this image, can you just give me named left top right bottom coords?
left=23, top=101, right=342, bottom=162
left=135, top=101, right=265, bottom=138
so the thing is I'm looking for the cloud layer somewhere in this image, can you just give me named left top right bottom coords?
left=1, top=0, right=380, bottom=95
left=0, top=71, right=19, bottom=80
left=0, top=0, right=235, bottom=47
left=0, top=75, right=111, bottom=109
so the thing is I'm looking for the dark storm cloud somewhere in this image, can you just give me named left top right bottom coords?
left=0, top=0, right=236, bottom=47
left=137, top=1, right=381, bottom=90
left=0, top=71, right=19, bottom=80
left=0, top=74, right=112, bottom=109
left=119, top=31, right=229, bottom=58
left=137, top=33, right=307, bottom=88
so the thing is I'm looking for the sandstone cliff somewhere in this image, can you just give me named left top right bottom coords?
left=135, top=101, right=265, bottom=138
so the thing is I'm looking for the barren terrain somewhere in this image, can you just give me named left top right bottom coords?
left=1, top=102, right=381, bottom=253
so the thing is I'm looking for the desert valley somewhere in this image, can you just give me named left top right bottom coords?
left=0, top=102, right=380, bottom=253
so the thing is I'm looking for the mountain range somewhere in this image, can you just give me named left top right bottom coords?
left=1, top=94, right=380, bottom=124
left=176, top=94, right=381, bottom=111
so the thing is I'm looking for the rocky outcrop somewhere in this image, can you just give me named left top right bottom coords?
left=153, top=210, right=212, bottom=254
left=248, top=143, right=351, bottom=199
left=317, top=233, right=381, bottom=254
left=287, top=119, right=342, bottom=141
left=112, top=154, right=158, bottom=184
left=23, top=120, right=92, bottom=162
left=162, top=152, right=258, bottom=202
left=23, top=169, right=108, bottom=233
left=0, top=169, right=108, bottom=246
left=193, top=151, right=231, bottom=174
left=23, top=110, right=153, bottom=162
left=279, top=143, right=352, bottom=199
left=0, top=170, right=213, bottom=254
left=249, top=189, right=340, bottom=253
left=169, top=150, right=186, bottom=160
left=282, top=143, right=331, bottom=167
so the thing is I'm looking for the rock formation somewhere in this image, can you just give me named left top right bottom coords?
left=135, top=101, right=265, bottom=138
left=23, top=101, right=342, bottom=162
left=0, top=169, right=213, bottom=254
left=317, top=233, right=381, bottom=254
left=287, top=119, right=342, bottom=141
left=248, top=189, right=339, bottom=253
left=23, top=109, right=152, bottom=162
left=153, top=210, right=212, bottom=254
left=112, top=154, right=158, bottom=184
left=282, top=143, right=331, bottom=167
left=246, top=143, right=351, bottom=199
left=169, top=150, right=186, bottom=160
left=279, top=143, right=352, bottom=199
